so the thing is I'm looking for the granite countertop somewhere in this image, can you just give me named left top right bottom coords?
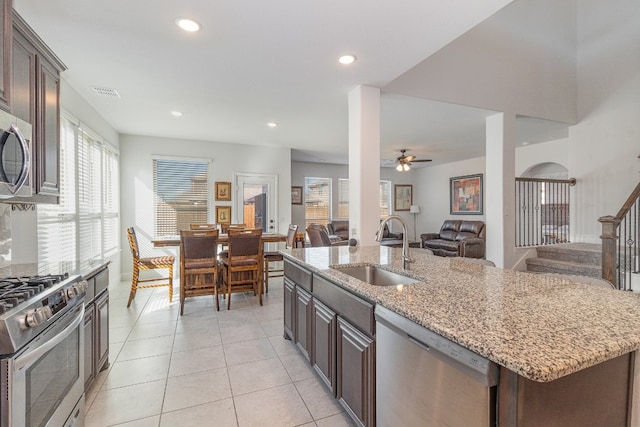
left=282, top=245, right=640, bottom=382
left=0, top=259, right=110, bottom=280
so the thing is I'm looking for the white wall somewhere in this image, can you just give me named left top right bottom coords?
left=120, top=135, right=291, bottom=280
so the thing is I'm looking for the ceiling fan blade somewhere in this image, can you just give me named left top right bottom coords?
left=411, top=159, right=432, bottom=162
left=404, top=155, right=416, bottom=162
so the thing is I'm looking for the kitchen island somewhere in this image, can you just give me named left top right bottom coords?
left=282, top=245, right=640, bottom=426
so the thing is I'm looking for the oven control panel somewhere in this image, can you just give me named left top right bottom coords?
left=20, top=279, right=87, bottom=329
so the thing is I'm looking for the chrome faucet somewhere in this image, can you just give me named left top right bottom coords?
left=376, top=215, right=413, bottom=270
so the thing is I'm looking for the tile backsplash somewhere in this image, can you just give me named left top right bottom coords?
left=0, top=204, right=11, bottom=267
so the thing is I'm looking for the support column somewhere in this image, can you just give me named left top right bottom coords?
left=485, top=113, right=516, bottom=268
left=348, top=85, right=380, bottom=246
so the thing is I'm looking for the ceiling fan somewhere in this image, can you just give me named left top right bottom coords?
left=395, top=149, right=432, bottom=171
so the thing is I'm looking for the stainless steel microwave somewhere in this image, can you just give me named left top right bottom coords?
left=0, top=110, right=32, bottom=199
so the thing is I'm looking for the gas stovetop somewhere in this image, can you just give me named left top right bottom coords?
left=0, top=273, right=69, bottom=314
left=0, top=273, right=86, bottom=355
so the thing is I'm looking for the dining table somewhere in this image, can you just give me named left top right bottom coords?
left=152, top=232, right=288, bottom=248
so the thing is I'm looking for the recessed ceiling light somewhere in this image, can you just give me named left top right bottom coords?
left=266, top=122, right=278, bottom=128
left=176, top=18, right=200, bottom=32
left=338, top=54, right=357, bottom=65
left=522, top=141, right=530, bottom=146
left=170, top=111, right=183, bottom=117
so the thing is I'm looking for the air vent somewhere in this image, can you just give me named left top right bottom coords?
left=91, top=86, right=121, bottom=98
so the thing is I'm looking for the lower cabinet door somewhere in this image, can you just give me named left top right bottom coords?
left=295, top=287, right=312, bottom=361
left=96, top=291, right=109, bottom=372
left=283, top=279, right=296, bottom=340
left=312, top=299, right=336, bottom=394
left=337, top=317, right=375, bottom=427
left=83, top=303, right=96, bottom=391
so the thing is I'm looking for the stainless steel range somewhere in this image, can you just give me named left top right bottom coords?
left=0, top=273, right=87, bottom=427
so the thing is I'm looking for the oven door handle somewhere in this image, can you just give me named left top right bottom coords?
left=14, top=305, right=83, bottom=372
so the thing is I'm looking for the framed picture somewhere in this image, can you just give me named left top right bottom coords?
left=450, top=174, right=483, bottom=215
left=215, top=181, right=231, bottom=201
left=291, top=186, right=303, bottom=205
left=216, top=206, right=231, bottom=224
left=394, top=184, right=413, bottom=211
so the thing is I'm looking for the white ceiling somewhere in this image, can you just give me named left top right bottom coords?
left=13, top=0, right=567, bottom=168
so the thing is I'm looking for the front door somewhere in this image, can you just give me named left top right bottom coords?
left=234, top=173, right=278, bottom=233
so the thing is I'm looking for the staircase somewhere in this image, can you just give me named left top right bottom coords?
left=526, top=243, right=601, bottom=278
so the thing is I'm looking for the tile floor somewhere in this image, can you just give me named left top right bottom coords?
left=85, top=277, right=355, bottom=427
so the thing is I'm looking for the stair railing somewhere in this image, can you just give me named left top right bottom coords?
left=599, top=181, right=640, bottom=290
left=515, top=177, right=576, bottom=247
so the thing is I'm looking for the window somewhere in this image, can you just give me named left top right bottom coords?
left=153, top=157, right=210, bottom=236
left=304, top=177, right=331, bottom=228
left=338, top=178, right=349, bottom=219
left=38, top=116, right=120, bottom=272
left=336, top=179, right=393, bottom=219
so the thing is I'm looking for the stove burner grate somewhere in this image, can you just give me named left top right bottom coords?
left=0, top=273, right=69, bottom=314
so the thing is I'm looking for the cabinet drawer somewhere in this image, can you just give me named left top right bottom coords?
left=284, top=259, right=312, bottom=292
left=313, top=274, right=374, bottom=337
left=94, top=267, right=109, bottom=296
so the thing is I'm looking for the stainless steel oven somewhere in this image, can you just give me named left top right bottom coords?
left=0, top=274, right=87, bottom=427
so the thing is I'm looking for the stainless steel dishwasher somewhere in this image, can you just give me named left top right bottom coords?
left=375, top=305, right=499, bottom=427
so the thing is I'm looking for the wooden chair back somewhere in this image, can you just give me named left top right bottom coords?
left=222, top=228, right=263, bottom=309
left=180, top=229, right=220, bottom=313
left=285, top=224, right=299, bottom=249
left=189, top=224, right=218, bottom=230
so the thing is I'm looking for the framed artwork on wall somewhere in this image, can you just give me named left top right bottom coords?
left=450, top=174, right=483, bottom=215
left=215, top=181, right=231, bottom=201
left=216, top=206, right=231, bottom=224
left=394, top=184, right=413, bottom=211
left=291, top=186, right=303, bottom=205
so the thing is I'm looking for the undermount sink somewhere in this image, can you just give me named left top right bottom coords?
left=332, top=265, right=420, bottom=286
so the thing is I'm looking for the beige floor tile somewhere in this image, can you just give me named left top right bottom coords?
left=172, top=329, right=222, bottom=352
left=162, top=367, right=232, bottom=413
left=315, top=412, right=356, bottom=427
left=268, top=335, right=299, bottom=357
left=169, top=345, right=226, bottom=377
left=116, top=335, right=174, bottom=362
left=295, top=377, right=344, bottom=420
left=260, top=319, right=285, bottom=337
left=109, top=325, right=132, bottom=344
left=223, top=337, right=276, bottom=366
left=220, top=323, right=267, bottom=344
left=228, top=357, right=291, bottom=395
left=112, top=415, right=161, bottom=427
left=159, top=399, right=237, bottom=427
left=101, top=354, right=171, bottom=390
left=85, top=380, right=166, bottom=426
left=280, top=353, right=316, bottom=382
left=234, top=383, right=313, bottom=427
left=128, top=321, right=177, bottom=340
left=135, top=308, right=178, bottom=325
left=175, top=315, right=219, bottom=335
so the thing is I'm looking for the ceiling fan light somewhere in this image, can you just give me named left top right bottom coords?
left=403, top=163, right=410, bottom=172
left=396, top=164, right=403, bottom=171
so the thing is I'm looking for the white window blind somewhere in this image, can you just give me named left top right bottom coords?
left=338, top=178, right=349, bottom=219
left=38, top=116, right=120, bottom=271
left=153, top=158, right=210, bottom=236
left=304, top=177, right=331, bottom=228
left=335, top=179, right=393, bottom=219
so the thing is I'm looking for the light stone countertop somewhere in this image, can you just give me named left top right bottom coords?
left=281, top=245, right=640, bottom=382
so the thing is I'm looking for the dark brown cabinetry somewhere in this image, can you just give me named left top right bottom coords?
left=283, top=259, right=376, bottom=427
left=84, top=265, right=110, bottom=392
left=0, top=0, right=11, bottom=111
left=10, top=12, right=64, bottom=203
left=312, top=298, right=336, bottom=392
left=295, top=286, right=312, bottom=361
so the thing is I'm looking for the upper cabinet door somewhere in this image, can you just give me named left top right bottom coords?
left=0, top=0, right=11, bottom=112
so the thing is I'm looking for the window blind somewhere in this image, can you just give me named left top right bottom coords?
left=153, top=158, right=210, bottom=236
left=304, top=177, right=331, bottom=228
left=334, top=179, right=393, bottom=219
left=37, top=116, right=120, bottom=270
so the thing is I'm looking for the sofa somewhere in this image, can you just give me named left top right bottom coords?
left=420, top=220, right=485, bottom=258
left=327, top=220, right=403, bottom=243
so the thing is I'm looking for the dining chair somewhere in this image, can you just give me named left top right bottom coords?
left=221, top=228, right=263, bottom=309
left=263, top=224, right=298, bottom=293
left=189, top=223, right=218, bottom=230
left=179, top=229, right=220, bottom=314
left=219, top=224, right=246, bottom=257
left=126, top=226, right=175, bottom=308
